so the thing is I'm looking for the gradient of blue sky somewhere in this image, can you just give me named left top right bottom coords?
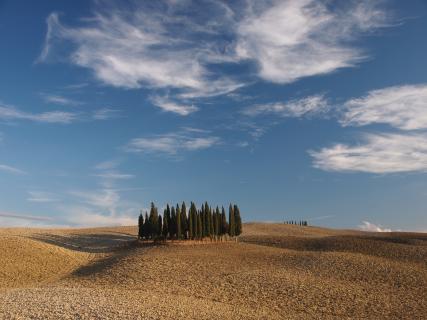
left=0, top=0, right=426, bottom=231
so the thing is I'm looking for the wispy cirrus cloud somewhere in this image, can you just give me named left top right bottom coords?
left=359, top=221, right=391, bottom=232
left=39, top=3, right=241, bottom=99
left=27, top=191, right=59, bottom=203
left=0, top=103, right=77, bottom=124
left=243, top=94, right=328, bottom=118
left=92, top=108, right=121, bottom=120
left=150, top=96, right=198, bottom=116
left=235, top=0, right=389, bottom=84
left=341, top=84, right=427, bottom=130
left=38, top=0, right=388, bottom=105
left=41, top=93, right=81, bottom=106
left=0, top=164, right=26, bottom=175
left=310, top=133, right=427, bottom=173
left=125, top=131, right=220, bottom=155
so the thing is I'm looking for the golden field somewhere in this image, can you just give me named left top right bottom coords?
left=0, top=223, right=426, bottom=319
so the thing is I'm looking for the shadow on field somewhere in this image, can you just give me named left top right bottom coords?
left=30, top=232, right=136, bottom=253
left=240, top=234, right=427, bottom=264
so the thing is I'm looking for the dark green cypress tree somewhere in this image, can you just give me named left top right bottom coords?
left=234, top=204, right=242, bottom=236
left=143, top=212, right=149, bottom=239
left=215, top=207, right=220, bottom=235
left=158, top=215, right=163, bottom=238
left=188, top=202, right=194, bottom=239
left=197, top=211, right=202, bottom=239
left=181, top=202, right=187, bottom=239
left=171, top=206, right=176, bottom=239
left=192, top=203, right=198, bottom=240
left=228, top=204, right=235, bottom=236
left=162, top=208, right=169, bottom=238
left=138, top=211, right=144, bottom=240
left=208, top=207, right=214, bottom=237
left=149, top=202, right=159, bottom=239
left=221, top=206, right=228, bottom=235
left=176, top=204, right=182, bottom=240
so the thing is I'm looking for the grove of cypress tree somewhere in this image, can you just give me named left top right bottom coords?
left=228, top=204, right=235, bottom=237
left=176, top=204, right=182, bottom=240
left=192, top=204, right=198, bottom=240
left=234, top=204, right=242, bottom=236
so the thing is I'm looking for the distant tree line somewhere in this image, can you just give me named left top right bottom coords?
left=284, top=220, right=308, bottom=226
left=138, top=202, right=242, bottom=241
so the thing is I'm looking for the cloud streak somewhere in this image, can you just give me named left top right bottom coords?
left=0, top=164, right=26, bottom=175
left=0, top=103, right=77, bottom=124
left=341, top=84, right=427, bottom=130
left=243, top=94, right=328, bottom=118
left=125, top=132, right=220, bottom=155
left=310, top=133, right=427, bottom=173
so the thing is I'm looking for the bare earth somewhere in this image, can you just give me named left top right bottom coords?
left=0, top=223, right=426, bottom=319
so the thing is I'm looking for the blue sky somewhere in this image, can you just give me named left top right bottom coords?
left=0, top=0, right=426, bottom=231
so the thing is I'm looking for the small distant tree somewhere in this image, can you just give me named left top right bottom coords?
left=228, top=204, right=235, bottom=237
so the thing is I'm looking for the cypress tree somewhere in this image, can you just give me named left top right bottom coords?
left=162, top=208, right=169, bottom=238
left=221, top=206, right=228, bottom=235
left=192, top=204, right=198, bottom=240
left=234, top=204, right=242, bottom=236
left=188, top=202, right=194, bottom=239
left=144, top=212, right=149, bottom=239
left=208, top=207, right=214, bottom=238
left=197, top=211, right=203, bottom=239
left=214, top=207, right=219, bottom=236
left=158, top=215, right=163, bottom=238
left=228, top=204, right=235, bottom=237
left=181, top=202, right=187, bottom=239
left=149, top=202, right=159, bottom=239
left=171, top=206, right=176, bottom=239
left=176, top=204, right=182, bottom=240
left=138, top=211, right=144, bottom=240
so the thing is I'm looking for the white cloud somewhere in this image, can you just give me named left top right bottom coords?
left=359, top=221, right=391, bottom=232
left=310, top=132, right=427, bottom=173
left=70, top=189, right=120, bottom=213
left=94, top=160, right=120, bottom=170
left=0, top=211, right=52, bottom=221
left=59, top=206, right=135, bottom=227
left=342, top=84, right=427, bottom=130
left=39, top=3, right=241, bottom=99
left=41, top=93, right=81, bottom=106
left=236, top=0, right=388, bottom=84
left=125, top=132, right=220, bottom=155
left=93, top=172, right=134, bottom=180
left=0, top=164, right=26, bottom=175
left=150, top=96, right=198, bottom=116
left=27, top=191, right=59, bottom=203
left=0, top=103, right=77, bottom=124
left=92, top=108, right=120, bottom=120
left=243, top=94, right=328, bottom=117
